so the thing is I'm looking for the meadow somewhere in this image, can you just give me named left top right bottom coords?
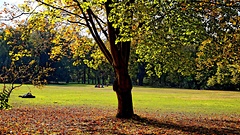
left=8, top=84, right=240, bottom=114
left=1, top=84, right=240, bottom=134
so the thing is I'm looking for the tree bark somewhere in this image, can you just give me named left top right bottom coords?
left=115, top=90, right=134, bottom=118
left=104, top=0, right=135, bottom=118
left=113, top=68, right=134, bottom=118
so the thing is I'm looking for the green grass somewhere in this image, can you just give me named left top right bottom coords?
left=4, top=84, right=240, bottom=114
left=132, top=87, right=240, bottom=114
left=8, top=84, right=117, bottom=108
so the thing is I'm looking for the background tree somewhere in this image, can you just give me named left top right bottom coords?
left=134, top=1, right=205, bottom=88
left=134, top=1, right=240, bottom=90
left=196, top=1, right=240, bottom=90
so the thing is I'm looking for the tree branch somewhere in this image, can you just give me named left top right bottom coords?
left=66, top=19, right=87, bottom=26
left=36, top=0, right=85, bottom=20
left=89, top=9, right=108, bottom=40
left=73, top=0, right=113, bottom=64
left=0, top=12, right=29, bottom=21
left=105, top=0, right=119, bottom=68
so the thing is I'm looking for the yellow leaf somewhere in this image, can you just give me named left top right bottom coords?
left=29, top=60, right=35, bottom=65
left=202, top=39, right=211, bottom=45
left=5, top=29, right=11, bottom=36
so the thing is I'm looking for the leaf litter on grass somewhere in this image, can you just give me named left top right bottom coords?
left=0, top=106, right=239, bottom=134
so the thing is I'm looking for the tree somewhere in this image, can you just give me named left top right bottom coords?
left=26, top=0, right=200, bottom=118
left=136, top=11, right=201, bottom=78
left=25, top=0, right=197, bottom=118
left=0, top=26, right=53, bottom=109
left=14, top=0, right=135, bottom=118
left=134, top=1, right=240, bottom=90
left=195, top=1, right=240, bottom=90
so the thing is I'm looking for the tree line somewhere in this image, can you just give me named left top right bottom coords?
left=1, top=21, right=239, bottom=90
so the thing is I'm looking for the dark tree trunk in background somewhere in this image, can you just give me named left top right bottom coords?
left=93, top=77, right=96, bottom=85
left=77, top=70, right=80, bottom=84
left=87, top=68, right=90, bottom=84
left=138, top=63, right=145, bottom=86
left=97, top=72, right=100, bottom=84
left=101, top=73, right=105, bottom=85
left=82, top=65, right=86, bottom=84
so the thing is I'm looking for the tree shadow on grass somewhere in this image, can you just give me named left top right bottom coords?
left=131, top=115, right=240, bottom=135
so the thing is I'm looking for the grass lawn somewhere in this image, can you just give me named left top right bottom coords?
left=1, top=84, right=240, bottom=134
left=7, top=84, right=240, bottom=114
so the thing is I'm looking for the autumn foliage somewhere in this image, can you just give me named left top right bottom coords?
left=0, top=106, right=239, bottom=134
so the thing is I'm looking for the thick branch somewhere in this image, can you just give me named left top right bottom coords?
left=86, top=9, right=113, bottom=64
left=36, top=0, right=113, bottom=63
left=105, top=0, right=120, bottom=68
left=73, top=0, right=113, bottom=64
left=89, top=9, right=108, bottom=40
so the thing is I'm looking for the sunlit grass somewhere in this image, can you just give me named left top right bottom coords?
left=7, top=84, right=117, bottom=108
left=3, top=84, right=240, bottom=114
left=132, top=87, right=240, bottom=114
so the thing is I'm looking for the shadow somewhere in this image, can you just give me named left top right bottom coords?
left=131, top=115, right=240, bottom=135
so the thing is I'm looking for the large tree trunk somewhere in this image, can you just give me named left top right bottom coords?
left=116, top=90, right=134, bottom=118
left=113, top=68, right=134, bottom=118
left=104, top=0, right=135, bottom=118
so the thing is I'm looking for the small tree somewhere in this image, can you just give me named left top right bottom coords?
left=0, top=26, right=53, bottom=109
